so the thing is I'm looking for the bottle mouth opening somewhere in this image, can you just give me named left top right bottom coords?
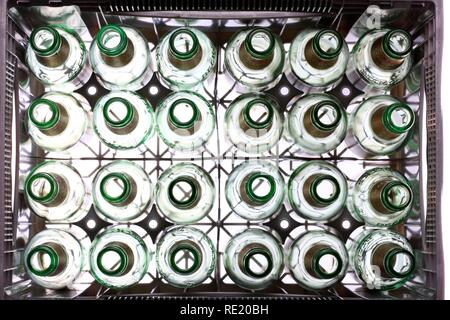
left=244, top=173, right=276, bottom=205
left=168, top=98, right=200, bottom=129
left=382, top=103, right=415, bottom=134
left=103, top=97, right=135, bottom=128
left=309, top=175, right=340, bottom=205
left=25, top=172, right=59, bottom=204
left=243, top=98, right=274, bottom=130
left=312, top=29, right=343, bottom=60
left=242, top=247, right=273, bottom=278
left=168, top=177, right=200, bottom=209
left=96, top=24, right=128, bottom=57
left=381, top=181, right=413, bottom=212
left=382, top=29, right=412, bottom=60
left=27, top=245, right=59, bottom=277
left=30, top=26, right=61, bottom=57
left=169, top=28, right=200, bottom=60
left=384, top=248, right=416, bottom=278
left=97, top=245, right=129, bottom=276
left=312, top=248, right=343, bottom=279
left=99, top=172, right=132, bottom=204
left=169, top=242, right=202, bottom=275
left=244, top=28, right=275, bottom=59
left=311, top=100, right=342, bottom=131
left=28, top=98, right=60, bottom=130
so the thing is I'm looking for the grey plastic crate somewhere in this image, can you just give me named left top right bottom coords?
left=0, top=0, right=444, bottom=300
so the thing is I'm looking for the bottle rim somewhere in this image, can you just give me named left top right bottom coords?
left=383, top=247, right=416, bottom=278
left=30, top=26, right=61, bottom=57
left=168, top=177, right=200, bottom=209
left=310, top=100, right=342, bottom=131
left=168, top=98, right=200, bottom=129
left=25, top=172, right=59, bottom=204
left=380, top=180, right=413, bottom=212
left=243, top=247, right=273, bottom=278
left=97, top=245, right=129, bottom=276
left=312, top=29, right=344, bottom=60
left=382, top=102, right=415, bottom=134
left=99, top=172, right=132, bottom=204
left=244, top=28, right=275, bottom=59
left=169, top=243, right=201, bottom=275
left=103, top=97, right=135, bottom=128
left=28, top=98, right=60, bottom=130
left=309, top=174, right=340, bottom=205
left=382, top=29, right=412, bottom=60
left=96, top=24, right=128, bottom=57
left=243, top=98, right=274, bottom=130
left=244, top=172, right=276, bottom=205
left=312, top=247, right=343, bottom=279
left=27, top=245, right=59, bottom=277
left=169, top=28, right=200, bottom=60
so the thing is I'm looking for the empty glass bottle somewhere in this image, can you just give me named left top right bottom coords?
left=156, top=226, right=215, bottom=288
left=90, top=225, right=150, bottom=290
left=93, top=91, right=155, bottom=150
left=224, top=228, right=283, bottom=290
left=286, top=93, right=347, bottom=155
left=288, top=230, right=348, bottom=290
left=155, top=163, right=215, bottom=224
left=156, top=27, right=216, bottom=90
left=225, top=160, right=285, bottom=221
left=287, top=29, right=349, bottom=90
left=156, top=91, right=215, bottom=152
left=347, top=167, right=413, bottom=227
left=92, top=160, right=153, bottom=223
left=347, top=28, right=413, bottom=90
left=27, top=92, right=90, bottom=152
left=348, top=228, right=416, bottom=290
left=26, top=25, right=92, bottom=92
left=350, top=95, right=415, bottom=155
left=24, top=228, right=86, bottom=289
left=288, top=161, right=347, bottom=222
left=225, top=93, right=283, bottom=154
left=90, top=24, right=152, bottom=90
left=24, top=161, right=89, bottom=222
left=225, top=28, right=285, bottom=92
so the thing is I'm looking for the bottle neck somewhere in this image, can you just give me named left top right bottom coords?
left=304, top=29, right=343, bottom=70
left=303, top=100, right=342, bottom=138
left=100, top=172, right=137, bottom=207
left=303, top=174, right=340, bottom=208
left=371, top=243, right=415, bottom=279
left=238, top=28, right=275, bottom=70
left=28, top=98, right=69, bottom=136
left=369, top=178, right=413, bottom=214
left=238, top=244, right=273, bottom=278
left=25, top=172, right=68, bottom=207
left=168, top=176, right=201, bottom=209
left=168, top=28, right=203, bottom=70
left=304, top=244, right=343, bottom=279
left=167, top=98, right=202, bottom=136
left=370, top=102, right=415, bottom=140
left=97, top=24, right=134, bottom=67
left=239, top=98, right=274, bottom=137
left=31, top=26, right=70, bottom=67
left=240, top=172, right=276, bottom=206
left=97, top=242, right=134, bottom=277
left=103, top=97, right=139, bottom=135
left=169, top=240, right=202, bottom=275
left=371, top=29, right=412, bottom=70
left=27, top=242, right=68, bottom=277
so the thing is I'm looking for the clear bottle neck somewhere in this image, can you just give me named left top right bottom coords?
left=100, top=172, right=137, bottom=207
left=28, top=98, right=69, bottom=136
left=27, top=242, right=68, bottom=277
left=303, top=174, right=341, bottom=208
left=303, top=100, right=342, bottom=138
left=239, top=28, right=275, bottom=70
left=304, top=29, right=343, bottom=70
left=369, top=178, right=412, bottom=214
left=168, top=28, right=203, bottom=70
left=371, top=29, right=412, bottom=70
left=97, top=242, right=135, bottom=277
left=96, top=25, right=134, bottom=67
left=31, top=26, right=70, bottom=67
left=25, top=171, right=68, bottom=207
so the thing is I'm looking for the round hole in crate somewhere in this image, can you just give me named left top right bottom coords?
left=149, top=85, right=159, bottom=96
left=148, top=219, right=158, bottom=229
left=87, top=219, right=96, bottom=229
left=280, top=220, right=289, bottom=229
left=342, top=220, right=351, bottom=229
left=280, top=86, right=290, bottom=96
left=341, top=87, right=351, bottom=97
left=87, top=86, right=97, bottom=96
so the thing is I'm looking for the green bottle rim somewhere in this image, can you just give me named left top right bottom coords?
left=312, top=248, right=343, bottom=279
left=25, top=172, right=59, bottom=204
left=312, top=29, right=344, bottom=60
left=30, top=26, right=61, bottom=57
left=26, top=245, right=59, bottom=277
left=28, top=98, right=60, bottom=130
left=310, top=100, right=342, bottom=131
left=103, top=97, right=135, bottom=128
left=243, top=247, right=273, bottom=278
left=169, top=28, right=200, bottom=60
left=243, top=98, right=274, bottom=130
left=99, top=172, right=132, bottom=204
left=97, top=245, right=129, bottom=276
left=168, top=177, right=199, bottom=209
left=383, top=247, right=416, bottom=278
left=244, top=28, right=275, bottom=59
left=382, top=102, right=415, bottom=134
left=244, top=173, right=276, bottom=205
left=380, top=180, right=413, bottom=212
left=382, top=29, right=412, bottom=60
left=170, top=244, right=201, bottom=275
left=168, top=98, right=200, bottom=129
left=96, top=24, right=128, bottom=57
left=309, top=175, right=340, bottom=205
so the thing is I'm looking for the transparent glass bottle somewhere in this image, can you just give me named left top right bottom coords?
left=225, top=160, right=285, bottom=221
left=286, top=93, right=347, bottom=155
left=347, top=167, right=413, bottom=227
left=27, top=92, right=89, bottom=152
left=347, top=28, right=413, bottom=90
left=93, top=91, right=155, bottom=150
left=24, top=228, right=86, bottom=289
left=225, top=93, right=283, bottom=154
left=155, top=163, right=215, bottom=224
left=348, top=228, right=416, bottom=290
left=350, top=95, right=415, bottom=155
left=90, top=225, right=150, bottom=290
left=156, top=27, right=216, bottom=90
left=26, top=25, right=92, bottom=92
left=89, top=24, right=152, bottom=91
left=224, top=228, right=283, bottom=290
left=92, top=160, right=153, bottom=223
left=156, top=226, right=215, bottom=288
left=287, top=29, right=349, bottom=90
left=24, top=161, right=89, bottom=223
left=155, top=91, right=215, bottom=152
left=288, top=230, right=348, bottom=290
left=288, top=161, right=347, bottom=222
left=225, top=28, right=285, bottom=92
